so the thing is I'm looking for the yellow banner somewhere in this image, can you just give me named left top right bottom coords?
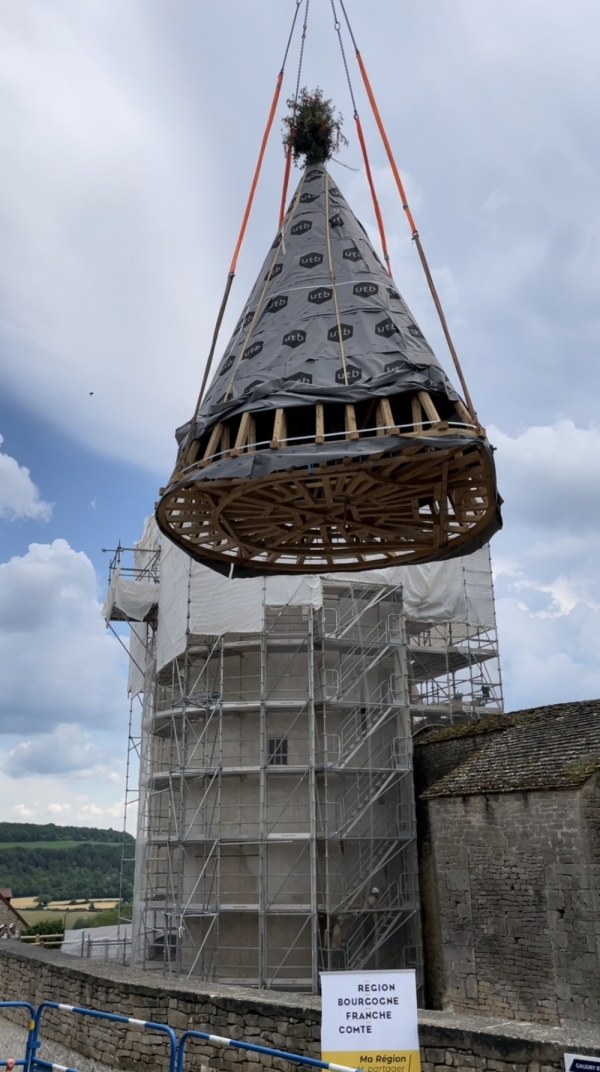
left=323, top=1049, right=421, bottom=1072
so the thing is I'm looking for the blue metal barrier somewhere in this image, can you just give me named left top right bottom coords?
left=176, top=1029, right=362, bottom=1072
left=3, top=1000, right=360, bottom=1072
left=0, top=1001, right=37, bottom=1071
left=30, top=1061, right=81, bottom=1072
left=33, top=1002, right=177, bottom=1072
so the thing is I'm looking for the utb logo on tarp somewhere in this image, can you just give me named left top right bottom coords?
left=335, top=364, right=361, bottom=384
left=308, top=288, right=333, bottom=305
left=283, top=330, right=307, bottom=348
left=343, top=247, right=362, bottom=262
left=375, top=318, right=399, bottom=338
left=328, top=324, right=353, bottom=342
left=291, top=220, right=312, bottom=236
left=220, top=355, right=235, bottom=374
left=267, top=296, right=288, bottom=313
left=300, top=252, right=323, bottom=269
left=354, top=282, right=378, bottom=298
left=407, top=323, right=425, bottom=339
left=286, top=371, right=313, bottom=384
left=265, top=263, right=283, bottom=281
left=242, top=341, right=264, bottom=361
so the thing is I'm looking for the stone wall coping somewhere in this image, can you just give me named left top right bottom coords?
left=0, top=943, right=321, bottom=1015
left=419, top=1009, right=600, bottom=1052
left=2, top=945, right=600, bottom=1059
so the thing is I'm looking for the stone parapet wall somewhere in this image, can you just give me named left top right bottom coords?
left=0, top=945, right=599, bottom=1072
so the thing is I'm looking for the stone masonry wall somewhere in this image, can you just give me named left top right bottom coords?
left=426, top=781, right=600, bottom=1028
left=1, top=944, right=600, bottom=1072
left=0, top=901, right=24, bottom=932
left=413, top=728, right=506, bottom=1009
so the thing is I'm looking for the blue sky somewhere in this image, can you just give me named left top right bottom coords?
left=2, top=0, right=600, bottom=825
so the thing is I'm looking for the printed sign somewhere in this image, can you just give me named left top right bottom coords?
left=320, top=970, right=420, bottom=1072
left=564, top=1056, right=600, bottom=1072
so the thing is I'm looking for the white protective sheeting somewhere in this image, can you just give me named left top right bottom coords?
left=61, top=924, right=132, bottom=963
left=103, top=572, right=158, bottom=623
left=397, top=548, right=495, bottom=629
left=103, top=517, right=161, bottom=625
left=134, top=515, right=161, bottom=558
left=155, top=537, right=323, bottom=671
left=128, top=623, right=148, bottom=697
left=154, top=530, right=495, bottom=671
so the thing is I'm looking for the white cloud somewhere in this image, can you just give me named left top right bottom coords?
left=78, top=801, right=122, bottom=821
left=5, top=724, right=117, bottom=780
left=497, top=597, right=600, bottom=711
left=0, top=540, right=127, bottom=733
left=0, top=768, right=133, bottom=826
left=0, top=435, right=51, bottom=520
left=489, top=417, right=600, bottom=709
left=491, top=420, right=600, bottom=531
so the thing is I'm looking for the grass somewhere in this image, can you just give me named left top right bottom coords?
left=19, top=907, right=121, bottom=930
left=13, top=897, right=119, bottom=910
left=0, top=840, right=121, bottom=850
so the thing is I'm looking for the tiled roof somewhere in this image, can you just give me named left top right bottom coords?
left=415, top=710, right=533, bottom=745
left=421, top=699, right=600, bottom=797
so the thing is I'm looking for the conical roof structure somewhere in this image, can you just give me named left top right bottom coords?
left=198, top=167, right=458, bottom=430
left=157, top=166, right=501, bottom=576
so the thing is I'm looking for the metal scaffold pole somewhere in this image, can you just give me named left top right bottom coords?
left=108, top=530, right=503, bottom=992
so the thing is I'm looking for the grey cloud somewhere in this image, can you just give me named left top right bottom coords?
left=1, top=2, right=600, bottom=467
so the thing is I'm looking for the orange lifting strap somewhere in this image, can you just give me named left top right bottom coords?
left=337, top=0, right=477, bottom=421
left=182, top=1, right=306, bottom=458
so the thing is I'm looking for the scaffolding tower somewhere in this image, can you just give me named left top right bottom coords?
left=105, top=531, right=502, bottom=994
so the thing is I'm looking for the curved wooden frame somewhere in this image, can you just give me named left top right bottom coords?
left=156, top=392, right=498, bottom=574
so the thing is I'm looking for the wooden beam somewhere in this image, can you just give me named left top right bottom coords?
left=411, top=395, right=423, bottom=433
left=203, top=423, right=225, bottom=461
left=454, top=398, right=473, bottom=426
left=418, top=391, right=441, bottom=424
left=271, top=408, right=287, bottom=449
left=231, top=412, right=256, bottom=456
left=315, top=404, right=325, bottom=444
left=345, top=404, right=359, bottom=440
left=246, top=415, right=257, bottom=452
left=186, top=439, right=202, bottom=465
left=376, top=398, right=398, bottom=436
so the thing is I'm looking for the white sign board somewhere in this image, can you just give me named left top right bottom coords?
left=564, top=1056, right=600, bottom=1072
left=320, top=970, right=420, bottom=1072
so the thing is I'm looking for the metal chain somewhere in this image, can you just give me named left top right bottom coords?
left=293, top=0, right=310, bottom=109
left=329, top=0, right=358, bottom=117
left=280, top=0, right=304, bottom=73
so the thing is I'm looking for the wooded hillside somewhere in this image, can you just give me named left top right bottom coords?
left=0, top=823, right=134, bottom=900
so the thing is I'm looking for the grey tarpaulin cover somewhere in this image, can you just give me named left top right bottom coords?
left=162, top=164, right=502, bottom=578
left=179, top=165, right=460, bottom=443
